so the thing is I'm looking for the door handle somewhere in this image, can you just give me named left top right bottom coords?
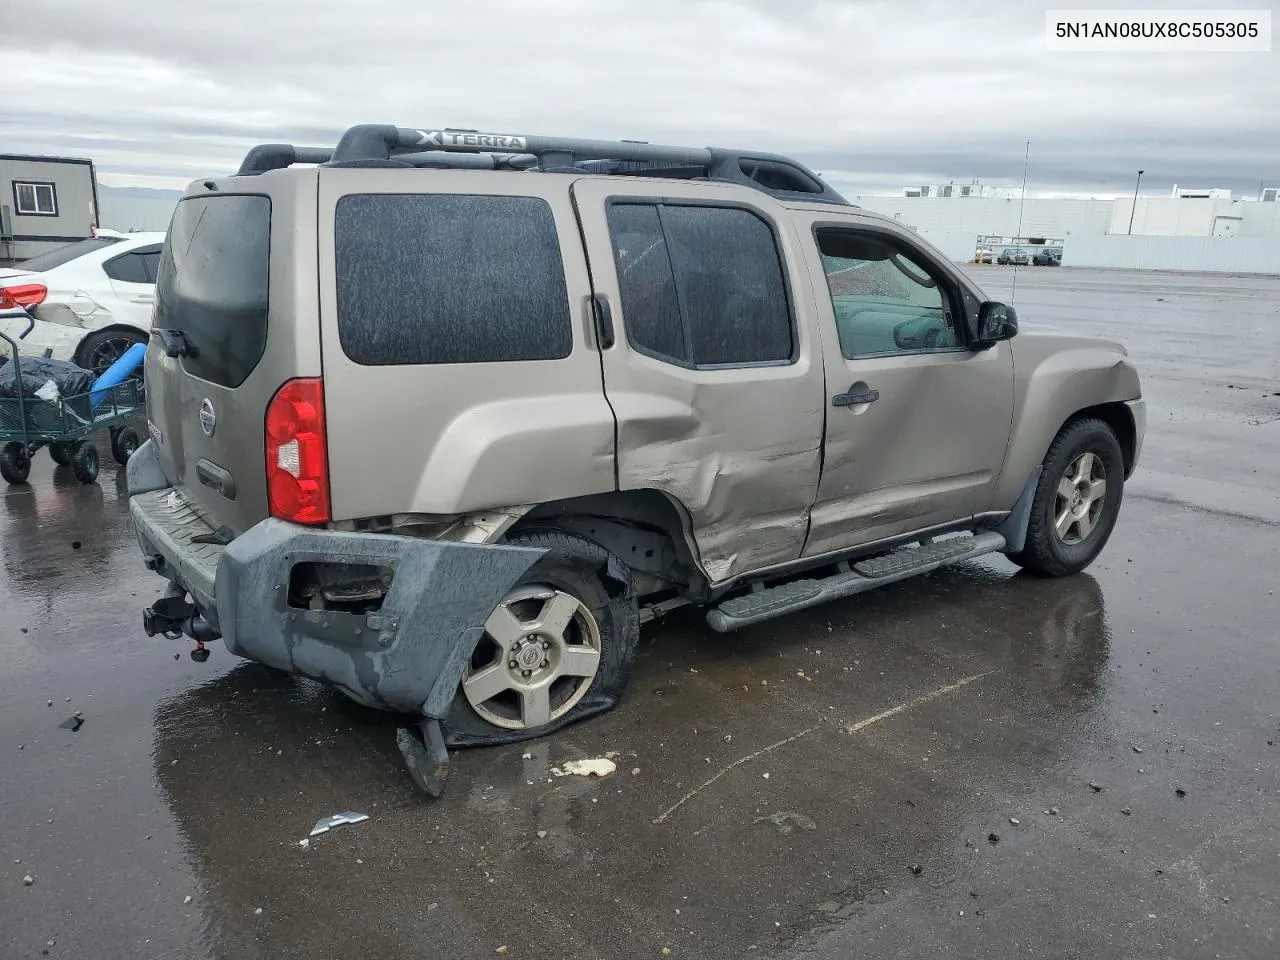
left=590, top=294, right=615, bottom=350
left=832, top=386, right=879, bottom=407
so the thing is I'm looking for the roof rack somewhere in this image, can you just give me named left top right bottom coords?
left=233, top=124, right=849, bottom=205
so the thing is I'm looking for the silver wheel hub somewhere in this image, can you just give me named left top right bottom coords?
left=461, top=585, right=602, bottom=731
left=1054, top=451, right=1108, bottom=545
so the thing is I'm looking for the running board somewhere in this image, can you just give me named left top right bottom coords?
left=706, top=532, right=1007, bottom=633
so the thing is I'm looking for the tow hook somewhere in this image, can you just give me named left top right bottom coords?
left=142, top=584, right=220, bottom=662
left=142, top=595, right=197, bottom=640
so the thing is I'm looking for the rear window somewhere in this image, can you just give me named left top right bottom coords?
left=155, top=195, right=270, bottom=388
left=335, top=194, right=572, bottom=365
left=19, top=237, right=122, bottom=273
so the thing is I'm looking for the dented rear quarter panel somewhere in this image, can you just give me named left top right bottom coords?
left=992, top=333, right=1143, bottom=509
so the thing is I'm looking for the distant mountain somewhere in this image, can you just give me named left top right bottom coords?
left=97, top=183, right=185, bottom=201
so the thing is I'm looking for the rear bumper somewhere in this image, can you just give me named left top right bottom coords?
left=0, top=313, right=81, bottom=362
left=127, top=441, right=544, bottom=715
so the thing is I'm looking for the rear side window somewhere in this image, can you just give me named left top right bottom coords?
left=103, top=252, right=149, bottom=284
left=155, top=196, right=271, bottom=388
left=606, top=202, right=793, bottom=367
left=335, top=194, right=572, bottom=365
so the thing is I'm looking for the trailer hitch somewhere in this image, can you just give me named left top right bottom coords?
left=143, top=586, right=220, bottom=661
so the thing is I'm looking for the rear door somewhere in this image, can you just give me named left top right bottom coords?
left=147, top=172, right=322, bottom=534
left=571, top=179, right=826, bottom=584
left=102, top=244, right=161, bottom=327
left=796, top=212, right=1015, bottom=556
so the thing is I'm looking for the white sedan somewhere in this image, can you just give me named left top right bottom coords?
left=0, top=230, right=166, bottom=375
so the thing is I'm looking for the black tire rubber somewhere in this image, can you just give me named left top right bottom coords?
left=48, top=441, right=74, bottom=466
left=1008, top=417, right=1125, bottom=577
left=111, top=427, right=140, bottom=465
left=1, top=441, right=32, bottom=484
left=443, top=529, right=639, bottom=748
left=75, top=328, right=148, bottom=378
left=71, top=442, right=100, bottom=484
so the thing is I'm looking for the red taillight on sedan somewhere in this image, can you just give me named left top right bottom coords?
left=265, top=378, right=330, bottom=525
left=0, top=283, right=48, bottom=310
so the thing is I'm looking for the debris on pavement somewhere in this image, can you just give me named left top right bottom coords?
left=1121, top=808, right=1132, bottom=816
left=909, top=864, right=923, bottom=875
left=550, top=758, right=616, bottom=778
left=753, top=811, right=816, bottom=835
left=184, top=895, right=193, bottom=905
left=1175, top=788, right=1187, bottom=798
left=1009, top=817, right=1020, bottom=826
left=58, top=716, right=84, bottom=732
left=495, top=946, right=508, bottom=954
left=536, top=830, right=547, bottom=839
left=1089, top=782, right=1103, bottom=792
left=254, top=907, right=263, bottom=916
left=23, top=874, right=34, bottom=885
left=987, top=833, right=1000, bottom=845
left=1132, top=746, right=1144, bottom=754
left=298, top=839, right=310, bottom=849
left=309, top=811, right=370, bottom=837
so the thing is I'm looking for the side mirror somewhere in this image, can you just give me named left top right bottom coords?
left=974, top=301, right=1018, bottom=347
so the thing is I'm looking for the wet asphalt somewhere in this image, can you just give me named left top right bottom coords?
left=2, top=266, right=1279, bottom=960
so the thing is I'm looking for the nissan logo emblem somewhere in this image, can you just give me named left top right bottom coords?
left=199, top=398, right=217, bottom=437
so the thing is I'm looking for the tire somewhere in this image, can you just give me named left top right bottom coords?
left=1, top=441, right=31, bottom=484
left=71, top=442, right=100, bottom=484
left=75, top=328, right=147, bottom=378
left=111, top=427, right=140, bottom=465
left=1008, top=417, right=1125, bottom=577
left=444, top=530, right=639, bottom=747
left=49, top=442, right=74, bottom=466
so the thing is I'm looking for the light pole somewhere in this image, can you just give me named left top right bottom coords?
left=1127, top=169, right=1145, bottom=235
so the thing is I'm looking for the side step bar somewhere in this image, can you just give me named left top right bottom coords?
left=706, top=532, right=1007, bottom=633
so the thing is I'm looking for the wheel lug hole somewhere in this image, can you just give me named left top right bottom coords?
left=541, top=641, right=550, bottom=650
left=508, top=660, right=518, bottom=669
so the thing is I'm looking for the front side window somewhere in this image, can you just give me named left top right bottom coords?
left=14, top=181, right=57, bottom=216
left=335, top=194, right=573, bottom=366
left=607, top=201, right=793, bottom=367
left=816, top=229, right=964, bottom=358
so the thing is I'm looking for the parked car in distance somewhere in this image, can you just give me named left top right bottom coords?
left=1033, top=248, right=1062, bottom=266
left=974, top=247, right=993, bottom=264
left=997, top=247, right=1029, bottom=266
left=127, top=124, right=1145, bottom=797
left=0, top=231, right=167, bottom=376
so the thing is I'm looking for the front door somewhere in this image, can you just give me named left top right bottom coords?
left=571, top=179, right=826, bottom=584
left=798, top=214, right=1015, bottom=557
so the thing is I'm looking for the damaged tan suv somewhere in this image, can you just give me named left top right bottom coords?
left=128, top=124, right=1144, bottom=795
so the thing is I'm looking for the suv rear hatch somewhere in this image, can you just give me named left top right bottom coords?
left=145, top=172, right=322, bottom=537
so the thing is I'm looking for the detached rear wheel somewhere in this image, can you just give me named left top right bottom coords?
left=446, top=531, right=638, bottom=744
left=1009, top=417, right=1125, bottom=577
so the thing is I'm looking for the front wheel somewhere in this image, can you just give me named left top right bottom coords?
left=445, top=531, right=639, bottom=745
left=1008, top=417, right=1125, bottom=577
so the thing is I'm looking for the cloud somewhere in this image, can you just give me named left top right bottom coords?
left=6, top=0, right=1276, bottom=195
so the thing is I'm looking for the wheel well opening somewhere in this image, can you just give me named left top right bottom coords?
left=510, top=489, right=707, bottom=600
left=74, top=325, right=149, bottom=365
left=1067, top=402, right=1137, bottom=476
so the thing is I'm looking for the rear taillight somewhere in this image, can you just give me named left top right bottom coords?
left=265, top=378, right=330, bottom=525
left=0, top=284, right=48, bottom=310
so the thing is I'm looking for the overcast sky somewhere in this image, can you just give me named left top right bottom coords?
left=5, top=0, right=1276, bottom=198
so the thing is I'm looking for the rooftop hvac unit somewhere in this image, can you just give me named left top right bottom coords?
left=1263, top=188, right=1278, bottom=202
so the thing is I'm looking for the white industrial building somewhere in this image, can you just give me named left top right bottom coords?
left=854, top=181, right=1280, bottom=274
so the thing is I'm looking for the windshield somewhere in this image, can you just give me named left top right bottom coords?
left=18, top=237, right=124, bottom=273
